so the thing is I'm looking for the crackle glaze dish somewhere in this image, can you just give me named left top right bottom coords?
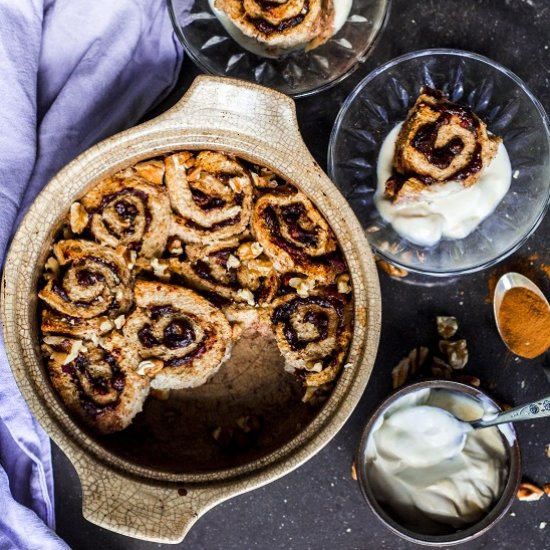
left=1, top=76, right=381, bottom=543
left=329, top=49, right=550, bottom=276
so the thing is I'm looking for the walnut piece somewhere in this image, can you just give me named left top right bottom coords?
left=436, top=316, right=459, bottom=339
left=439, top=339, right=468, bottom=369
left=517, top=482, right=544, bottom=501
left=137, top=359, right=164, bottom=377
left=391, top=347, right=429, bottom=389
left=69, top=202, right=89, bottom=234
left=376, top=257, right=408, bottom=278
left=337, top=273, right=352, bottom=294
left=237, top=242, right=263, bottom=261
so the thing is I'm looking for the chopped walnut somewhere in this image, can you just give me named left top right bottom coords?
left=517, top=482, right=544, bottom=501
left=226, top=254, right=241, bottom=269
left=69, top=202, right=89, bottom=234
left=302, top=386, right=317, bottom=403
left=284, top=363, right=296, bottom=374
left=307, top=362, right=323, bottom=373
left=337, top=273, right=352, bottom=294
left=391, top=347, right=429, bottom=389
left=236, top=288, right=255, bottom=306
left=376, top=257, right=408, bottom=278
left=229, top=176, right=243, bottom=193
left=113, top=315, right=126, bottom=330
left=150, top=258, right=170, bottom=281
left=289, top=277, right=314, bottom=298
left=237, top=241, right=263, bottom=261
left=167, top=237, right=184, bottom=256
left=439, top=339, right=468, bottom=369
left=63, top=340, right=84, bottom=365
left=137, top=359, right=164, bottom=377
left=43, top=256, right=60, bottom=280
left=351, top=460, right=357, bottom=481
left=343, top=362, right=353, bottom=370
left=99, top=319, right=114, bottom=333
left=187, top=167, right=201, bottom=181
left=436, top=316, right=459, bottom=339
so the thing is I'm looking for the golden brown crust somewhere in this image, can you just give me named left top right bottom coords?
left=214, top=0, right=335, bottom=53
left=386, top=87, right=502, bottom=203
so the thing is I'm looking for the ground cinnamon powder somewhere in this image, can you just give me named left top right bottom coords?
left=498, top=287, right=550, bottom=359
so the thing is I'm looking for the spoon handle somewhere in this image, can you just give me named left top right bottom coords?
left=472, top=396, right=550, bottom=429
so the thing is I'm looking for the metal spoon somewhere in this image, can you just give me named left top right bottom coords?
left=469, top=395, right=550, bottom=429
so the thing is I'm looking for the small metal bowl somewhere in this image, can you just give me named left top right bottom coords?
left=356, top=380, right=521, bottom=546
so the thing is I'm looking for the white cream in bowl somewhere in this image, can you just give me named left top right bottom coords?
left=375, top=123, right=512, bottom=247
left=365, top=388, right=511, bottom=535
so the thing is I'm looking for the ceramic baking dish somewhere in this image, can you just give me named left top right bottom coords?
left=1, top=76, right=381, bottom=543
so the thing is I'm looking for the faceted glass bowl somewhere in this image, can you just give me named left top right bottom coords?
left=328, top=49, right=550, bottom=276
left=167, top=0, right=390, bottom=97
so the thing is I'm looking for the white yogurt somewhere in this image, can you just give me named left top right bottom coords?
left=365, top=388, right=510, bottom=535
left=374, top=123, right=512, bottom=247
left=209, top=0, right=353, bottom=59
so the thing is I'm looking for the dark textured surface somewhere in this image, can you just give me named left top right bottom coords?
left=53, top=0, right=550, bottom=548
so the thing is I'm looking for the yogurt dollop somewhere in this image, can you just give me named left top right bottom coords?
left=375, top=123, right=512, bottom=247
left=365, top=388, right=510, bottom=535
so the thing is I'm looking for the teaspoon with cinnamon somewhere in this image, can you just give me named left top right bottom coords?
left=493, top=272, right=550, bottom=359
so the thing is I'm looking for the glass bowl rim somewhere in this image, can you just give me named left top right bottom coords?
left=328, top=47, right=550, bottom=277
left=166, top=0, right=393, bottom=98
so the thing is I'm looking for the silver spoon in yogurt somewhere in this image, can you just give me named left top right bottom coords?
left=384, top=395, right=550, bottom=466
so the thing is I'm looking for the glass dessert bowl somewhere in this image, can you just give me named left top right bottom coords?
left=328, top=49, right=550, bottom=276
left=167, top=0, right=390, bottom=97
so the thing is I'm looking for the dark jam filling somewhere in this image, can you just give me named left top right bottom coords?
left=247, top=0, right=309, bottom=35
left=191, top=188, right=226, bottom=210
left=387, top=89, right=485, bottom=196
left=192, top=258, right=239, bottom=288
left=76, top=269, right=105, bottom=286
left=185, top=215, right=240, bottom=232
left=272, top=295, right=344, bottom=351
left=165, top=341, right=207, bottom=368
left=150, top=305, right=176, bottom=320
left=280, top=203, right=319, bottom=247
left=65, top=352, right=124, bottom=419
left=262, top=205, right=344, bottom=273
left=163, top=319, right=196, bottom=349
left=114, top=200, right=138, bottom=222
left=99, top=188, right=152, bottom=234
left=138, top=325, right=160, bottom=348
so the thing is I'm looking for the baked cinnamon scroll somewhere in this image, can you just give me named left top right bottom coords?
left=41, top=333, right=149, bottom=433
left=123, top=281, right=232, bottom=390
left=214, top=0, right=335, bottom=53
left=168, top=239, right=278, bottom=306
left=385, top=87, right=502, bottom=202
left=166, top=151, right=253, bottom=243
left=76, top=174, right=170, bottom=257
left=252, top=192, right=345, bottom=284
left=38, top=240, right=133, bottom=320
left=271, top=291, right=352, bottom=387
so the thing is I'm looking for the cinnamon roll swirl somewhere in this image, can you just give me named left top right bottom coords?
left=123, top=281, right=232, bottom=390
left=169, top=239, right=278, bottom=306
left=38, top=240, right=133, bottom=319
left=41, top=333, right=149, bottom=433
left=271, top=291, right=352, bottom=387
left=252, top=192, right=344, bottom=284
left=166, top=151, right=253, bottom=243
left=79, top=175, right=170, bottom=257
left=385, top=87, right=502, bottom=202
left=214, top=0, right=335, bottom=53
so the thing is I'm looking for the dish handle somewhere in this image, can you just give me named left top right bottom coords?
left=75, top=456, right=224, bottom=544
left=159, top=75, right=312, bottom=160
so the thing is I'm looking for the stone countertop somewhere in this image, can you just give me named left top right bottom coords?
left=53, top=0, right=550, bottom=548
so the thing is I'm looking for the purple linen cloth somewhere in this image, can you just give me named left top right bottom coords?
left=0, top=0, right=184, bottom=547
